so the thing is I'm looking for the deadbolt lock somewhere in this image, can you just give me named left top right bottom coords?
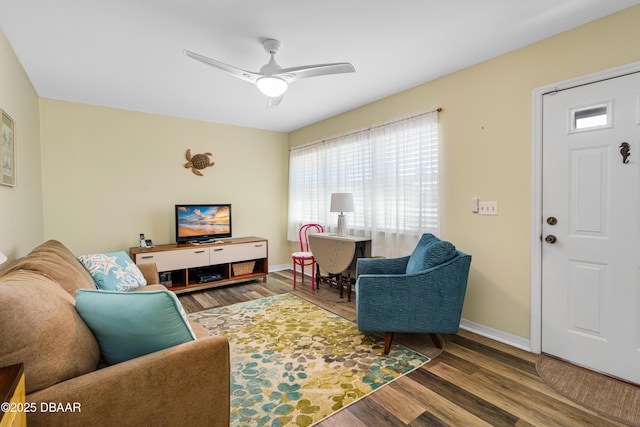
left=546, top=217, right=557, bottom=225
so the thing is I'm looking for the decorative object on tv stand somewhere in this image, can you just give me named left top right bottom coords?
left=184, top=149, right=215, bottom=176
left=330, top=193, right=354, bottom=237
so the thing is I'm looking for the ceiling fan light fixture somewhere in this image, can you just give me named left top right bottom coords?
left=185, top=38, right=355, bottom=106
left=256, top=76, right=288, bottom=97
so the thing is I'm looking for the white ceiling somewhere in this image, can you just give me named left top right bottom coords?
left=1, top=0, right=638, bottom=132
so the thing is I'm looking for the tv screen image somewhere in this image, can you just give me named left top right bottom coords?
left=175, top=204, right=232, bottom=243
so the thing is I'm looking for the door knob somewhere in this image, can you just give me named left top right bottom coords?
left=545, top=235, right=557, bottom=244
left=546, top=217, right=557, bottom=225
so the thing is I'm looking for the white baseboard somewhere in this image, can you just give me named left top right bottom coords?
left=269, top=264, right=293, bottom=272
left=271, top=264, right=314, bottom=275
left=460, top=318, right=533, bottom=353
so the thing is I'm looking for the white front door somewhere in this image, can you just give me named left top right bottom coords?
left=542, top=71, right=640, bottom=384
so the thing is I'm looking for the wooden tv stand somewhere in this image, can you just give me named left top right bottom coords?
left=130, top=236, right=268, bottom=294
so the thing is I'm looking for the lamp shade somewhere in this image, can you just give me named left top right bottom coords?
left=0, top=252, right=7, bottom=265
left=330, top=193, right=354, bottom=213
left=256, top=77, right=288, bottom=97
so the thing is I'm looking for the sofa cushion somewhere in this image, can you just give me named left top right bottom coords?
left=77, top=251, right=147, bottom=292
left=130, top=285, right=209, bottom=336
left=7, top=240, right=96, bottom=296
left=0, top=270, right=100, bottom=394
left=75, top=289, right=196, bottom=364
left=406, top=233, right=457, bottom=274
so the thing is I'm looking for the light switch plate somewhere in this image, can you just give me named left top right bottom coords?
left=479, top=201, right=498, bottom=215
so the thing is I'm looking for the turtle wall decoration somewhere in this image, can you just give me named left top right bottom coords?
left=184, top=149, right=215, bottom=176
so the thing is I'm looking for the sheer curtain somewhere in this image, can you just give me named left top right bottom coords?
left=288, top=111, right=439, bottom=257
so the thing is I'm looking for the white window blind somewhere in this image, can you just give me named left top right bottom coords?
left=288, top=111, right=439, bottom=257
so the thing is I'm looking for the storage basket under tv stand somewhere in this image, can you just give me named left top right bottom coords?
left=129, top=236, right=268, bottom=294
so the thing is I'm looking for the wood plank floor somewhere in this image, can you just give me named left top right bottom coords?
left=178, top=270, right=627, bottom=427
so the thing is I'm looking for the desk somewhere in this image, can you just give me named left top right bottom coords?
left=308, top=233, right=371, bottom=301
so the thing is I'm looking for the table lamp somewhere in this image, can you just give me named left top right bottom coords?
left=330, top=193, right=354, bottom=237
left=0, top=252, right=7, bottom=265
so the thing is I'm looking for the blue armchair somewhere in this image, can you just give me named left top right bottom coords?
left=355, top=234, right=471, bottom=354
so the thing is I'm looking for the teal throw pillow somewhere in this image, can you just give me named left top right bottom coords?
left=75, top=289, right=196, bottom=364
left=77, top=251, right=146, bottom=291
left=406, top=233, right=457, bottom=274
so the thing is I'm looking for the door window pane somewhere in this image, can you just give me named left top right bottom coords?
left=571, top=104, right=610, bottom=131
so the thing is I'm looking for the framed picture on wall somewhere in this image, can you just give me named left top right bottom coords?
left=1, top=109, right=15, bottom=187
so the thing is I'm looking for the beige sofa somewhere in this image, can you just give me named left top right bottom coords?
left=0, top=240, right=230, bottom=426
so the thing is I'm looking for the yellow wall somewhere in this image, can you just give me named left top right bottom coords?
left=4, top=6, right=640, bottom=340
left=289, top=5, right=640, bottom=339
left=39, top=100, right=291, bottom=264
left=0, top=30, right=43, bottom=259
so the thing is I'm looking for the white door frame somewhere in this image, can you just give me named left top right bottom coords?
left=530, top=60, right=640, bottom=353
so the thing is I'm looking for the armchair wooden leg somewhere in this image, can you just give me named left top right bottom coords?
left=384, top=332, right=394, bottom=355
left=429, top=333, right=443, bottom=349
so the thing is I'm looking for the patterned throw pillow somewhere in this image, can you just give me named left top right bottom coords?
left=77, top=251, right=147, bottom=292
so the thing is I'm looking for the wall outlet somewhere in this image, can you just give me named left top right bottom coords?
left=478, top=201, right=498, bottom=215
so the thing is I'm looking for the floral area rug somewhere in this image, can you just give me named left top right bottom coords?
left=189, top=293, right=430, bottom=427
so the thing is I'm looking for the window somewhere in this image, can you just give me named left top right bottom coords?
left=571, top=103, right=610, bottom=132
left=288, top=111, right=440, bottom=257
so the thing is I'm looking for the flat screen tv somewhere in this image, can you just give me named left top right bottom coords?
left=175, top=204, right=232, bottom=243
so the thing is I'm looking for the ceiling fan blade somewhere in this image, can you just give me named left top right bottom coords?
left=183, top=49, right=262, bottom=83
left=266, top=94, right=284, bottom=108
left=274, top=62, right=355, bottom=83
left=184, top=39, right=355, bottom=107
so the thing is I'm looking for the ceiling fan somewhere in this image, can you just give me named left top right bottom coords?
left=184, top=39, right=355, bottom=106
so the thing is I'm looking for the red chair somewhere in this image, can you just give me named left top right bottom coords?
left=292, top=224, right=324, bottom=290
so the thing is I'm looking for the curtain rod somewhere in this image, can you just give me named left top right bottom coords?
left=290, top=107, right=442, bottom=152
